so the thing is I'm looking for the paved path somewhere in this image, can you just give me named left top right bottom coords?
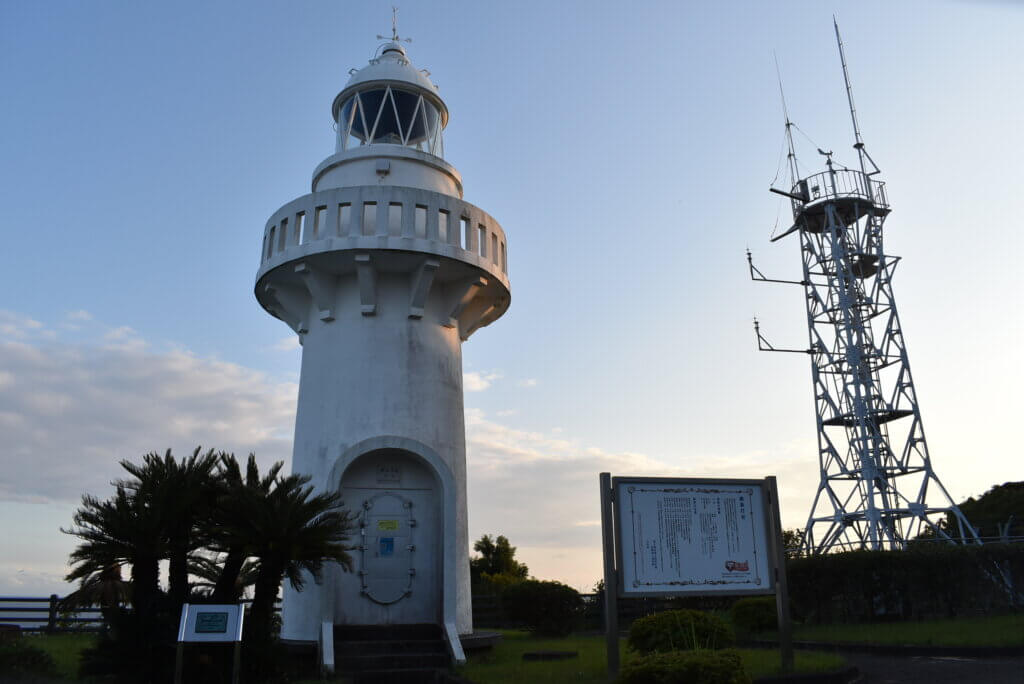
left=841, top=651, right=1024, bottom=684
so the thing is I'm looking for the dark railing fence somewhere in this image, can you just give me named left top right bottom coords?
left=0, top=595, right=103, bottom=633
left=0, top=596, right=275, bottom=634
left=9, top=591, right=707, bottom=634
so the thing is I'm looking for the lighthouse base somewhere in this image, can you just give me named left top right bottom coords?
left=280, top=436, right=471, bottom=645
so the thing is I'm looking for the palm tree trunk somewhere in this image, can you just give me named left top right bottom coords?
left=213, top=549, right=246, bottom=602
left=168, top=544, right=189, bottom=607
left=131, top=554, right=160, bottom=615
left=248, top=558, right=283, bottom=645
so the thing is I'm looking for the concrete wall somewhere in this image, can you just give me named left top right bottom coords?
left=278, top=271, right=473, bottom=642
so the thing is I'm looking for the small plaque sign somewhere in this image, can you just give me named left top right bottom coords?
left=177, top=603, right=244, bottom=643
left=379, top=537, right=395, bottom=557
left=195, top=612, right=229, bottom=634
left=376, top=464, right=401, bottom=483
left=377, top=519, right=399, bottom=531
left=175, top=603, right=245, bottom=684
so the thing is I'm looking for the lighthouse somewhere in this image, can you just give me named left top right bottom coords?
left=254, top=34, right=509, bottom=652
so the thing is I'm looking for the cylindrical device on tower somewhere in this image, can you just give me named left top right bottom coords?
left=254, top=39, right=510, bottom=651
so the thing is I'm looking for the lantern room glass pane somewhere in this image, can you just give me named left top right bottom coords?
left=339, top=87, right=443, bottom=156
left=338, top=98, right=356, bottom=149
left=372, top=89, right=403, bottom=144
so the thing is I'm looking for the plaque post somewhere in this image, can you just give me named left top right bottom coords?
left=599, top=472, right=619, bottom=678
left=766, top=477, right=794, bottom=672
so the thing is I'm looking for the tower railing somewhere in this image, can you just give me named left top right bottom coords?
left=790, top=169, right=888, bottom=215
left=257, top=186, right=509, bottom=285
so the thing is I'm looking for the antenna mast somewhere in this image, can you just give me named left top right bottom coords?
left=775, top=53, right=799, bottom=186
left=834, top=18, right=876, bottom=176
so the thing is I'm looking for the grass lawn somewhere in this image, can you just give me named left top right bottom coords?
left=781, top=613, right=1024, bottom=647
left=457, top=630, right=845, bottom=684
left=20, top=632, right=97, bottom=679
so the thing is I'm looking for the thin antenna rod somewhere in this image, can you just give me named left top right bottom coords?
left=774, top=52, right=800, bottom=186
left=833, top=17, right=868, bottom=175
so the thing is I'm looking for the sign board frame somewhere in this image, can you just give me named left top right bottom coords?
left=613, top=477, right=777, bottom=598
left=599, top=473, right=793, bottom=677
left=177, top=603, right=245, bottom=643
left=174, top=603, right=245, bottom=684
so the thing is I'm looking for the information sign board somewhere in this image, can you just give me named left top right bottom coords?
left=614, top=478, right=775, bottom=596
left=177, top=603, right=244, bottom=643
left=599, top=474, right=792, bottom=679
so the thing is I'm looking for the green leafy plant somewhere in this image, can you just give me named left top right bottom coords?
left=730, top=597, right=777, bottom=637
left=0, top=639, right=59, bottom=679
left=63, top=448, right=355, bottom=683
left=501, top=579, right=583, bottom=636
left=616, top=649, right=752, bottom=684
left=471, top=534, right=529, bottom=587
left=627, top=609, right=735, bottom=654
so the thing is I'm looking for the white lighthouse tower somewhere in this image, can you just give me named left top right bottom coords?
left=254, top=34, right=509, bottom=652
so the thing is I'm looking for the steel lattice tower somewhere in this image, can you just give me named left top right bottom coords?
left=750, top=23, right=979, bottom=555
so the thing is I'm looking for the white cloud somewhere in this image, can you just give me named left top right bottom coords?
left=66, top=310, right=93, bottom=322
left=272, top=335, right=301, bottom=352
left=0, top=336, right=296, bottom=504
left=100, top=325, right=148, bottom=352
left=463, top=370, right=502, bottom=392
left=0, top=310, right=45, bottom=340
left=517, top=378, right=538, bottom=388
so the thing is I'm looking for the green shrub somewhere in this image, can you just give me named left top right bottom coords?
left=616, top=649, right=751, bottom=684
left=627, top=609, right=734, bottom=654
left=0, top=639, right=59, bottom=679
left=500, top=579, right=583, bottom=636
left=730, top=597, right=777, bottom=636
left=480, top=570, right=526, bottom=594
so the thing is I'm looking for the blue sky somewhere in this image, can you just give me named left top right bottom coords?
left=1, top=0, right=1022, bottom=594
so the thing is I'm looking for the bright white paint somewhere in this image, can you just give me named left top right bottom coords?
left=256, top=41, right=509, bottom=645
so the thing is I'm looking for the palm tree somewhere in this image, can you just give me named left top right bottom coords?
left=188, top=553, right=259, bottom=601
left=217, top=472, right=354, bottom=645
left=63, top=485, right=164, bottom=619
left=59, top=563, right=131, bottom=629
left=208, top=453, right=282, bottom=602
left=119, top=447, right=220, bottom=608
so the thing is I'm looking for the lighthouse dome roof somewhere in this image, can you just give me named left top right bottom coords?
left=332, top=42, right=445, bottom=122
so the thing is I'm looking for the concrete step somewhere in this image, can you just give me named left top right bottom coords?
left=334, top=623, right=443, bottom=641
left=335, top=638, right=447, bottom=655
left=339, top=651, right=449, bottom=671
left=332, top=623, right=451, bottom=680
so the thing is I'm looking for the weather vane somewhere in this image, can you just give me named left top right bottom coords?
left=377, top=6, right=412, bottom=44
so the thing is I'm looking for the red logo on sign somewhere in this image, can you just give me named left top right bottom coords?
left=725, top=560, right=749, bottom=572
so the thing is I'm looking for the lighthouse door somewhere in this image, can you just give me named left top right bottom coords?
left=360, top=492, right=415, bottom=604
left=339, top=450, right=441, bottom=625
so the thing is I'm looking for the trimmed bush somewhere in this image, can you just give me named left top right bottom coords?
left=731, top=597, right=777, bottom=636
left=627, top=609, right=734, bottom=654
left=617, top=649, right=751, bottom=684
left=501, top=579, right=583, bottom=636
left=0, top=639, right=59, bottom=679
